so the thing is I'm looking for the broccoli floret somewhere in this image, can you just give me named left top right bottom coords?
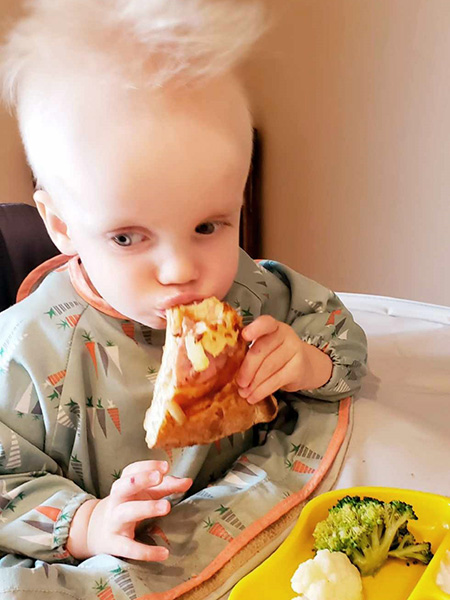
left=389, top=532, right=434, bottom=564
left=312, top=495, right=433, bottom=576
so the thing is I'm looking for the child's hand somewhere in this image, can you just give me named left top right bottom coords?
left=66, top=460, right=192, bottom=561
left=236, top=316, right=333, bottom=404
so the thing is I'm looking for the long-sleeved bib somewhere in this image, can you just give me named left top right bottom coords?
left=0, top=250, right=367, bottom=600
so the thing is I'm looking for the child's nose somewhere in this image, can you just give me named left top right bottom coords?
left=156, top=251, right=199, bottom=286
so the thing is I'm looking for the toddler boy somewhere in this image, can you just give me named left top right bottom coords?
left=0, top=1, right=367, bottom=598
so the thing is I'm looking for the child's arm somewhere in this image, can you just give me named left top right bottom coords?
left=0, top=358, right=191, bottom=563
left=66, top=460, right=191, bottom=561
left=236, top=259, right=367, bottom=404
left=0, top=368, right=95, bottom=562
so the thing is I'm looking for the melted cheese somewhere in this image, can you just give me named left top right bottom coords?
left=185, top=333, right=209, bottom=372
left=178, top=297, right=240, bottom=372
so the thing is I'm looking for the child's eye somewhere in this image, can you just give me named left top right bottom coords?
left=195, top=222, right=220, bottom=235
left=111, top=232, right=146, bottom=247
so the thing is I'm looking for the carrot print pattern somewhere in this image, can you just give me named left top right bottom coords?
left=70, top=454, right=84, bottom=486
left=110, top=566, right=137, bottom=599
left=65, top=398, right=80, bottom=415
left=58, top=314, right=81, bottom=329
left=6, top=433, right=21, bottom=470
left=285, top=458, right=315, bottom=474
left=214, top=505, right=246, bottom=531
left=97, top=343, right=109, bottom=375
left=326, top=309, right=342, bottom=326
left=93, top=579, right=116, bottom=600
left=86, top=396, right=96, bottom=438
left=105, top=341, right=122, bottom=374
left=36, top=505, right=61, bottom=522
left=304, top=298, right=323, bottom=312
left=111, top=469, right=122, bottom=482
left=56, top=404, right=76, bottom=430
left=66, top=314, right=81, bottom=327
left=204, top=518, right=234, bottom=542
left=241, top=307, right=254, bottom=325
left=121, top=322, right=136, bottom=343
left=96, top=399, right=107, bottom=437
left=197, top=489, right=215, bottom=500
left=82, top=331, right=98, bottom=377
left=146, top=366, right=158, bottom=384
left=107, top=400, right=121, bottom=433
left=44, top=301, right=79, bottom=319
left=289, top=443, right=322, bottom=460
left=46, top=370, right=66, bottom=387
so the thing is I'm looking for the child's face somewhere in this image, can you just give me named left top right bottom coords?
left=38, top=77, right=252, bottom=329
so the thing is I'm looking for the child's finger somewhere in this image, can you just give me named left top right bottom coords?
left=114, top=499, right=171, bottom=527
left=245, top=360, right=295, bottom=405
left=111, top=470, right=163, bottom=502
left=240, top=344, right=292, bottom=399
left=121, top=460, right=169, bottom=478
left=147, top=476, right=192, bottom=500
left=110, top=535, right=169, bottom=562
left=241, top=315, right=279, bottom=343
left=236, top=334, right=283, bottom=389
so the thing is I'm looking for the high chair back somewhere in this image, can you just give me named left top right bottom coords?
left=0, top=203, right=58, bottom=312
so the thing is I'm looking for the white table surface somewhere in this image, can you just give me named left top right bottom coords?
left=334, top=293, right=450, bottom=496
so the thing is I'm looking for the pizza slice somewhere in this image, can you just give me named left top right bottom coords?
left=144, top=297, right=278, bottom=449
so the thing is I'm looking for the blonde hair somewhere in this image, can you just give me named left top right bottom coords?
left=1, top=0, right=265, bottom=107
left=1, top=0, right=265, bottom=193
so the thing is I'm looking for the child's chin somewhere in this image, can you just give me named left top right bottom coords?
left=143, top=314, right=167, bottom=330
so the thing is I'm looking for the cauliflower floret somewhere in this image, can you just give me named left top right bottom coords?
left=436, top=550, right=450, bottom=594
left=291, top=549, right=363, bottom=600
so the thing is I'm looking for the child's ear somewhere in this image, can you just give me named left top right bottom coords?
left=33, top=190, right=77, bottom=256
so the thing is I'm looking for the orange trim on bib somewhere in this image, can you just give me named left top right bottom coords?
left=16, top=254, right=71, bottom=303
left=137, top=396, right=352, bottom=600
left=16, top=254, right=127, bottom=321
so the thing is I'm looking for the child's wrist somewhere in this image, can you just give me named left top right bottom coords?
left=303, top=343, right=333, bottom=390
left=66, top=498, right=99, bottom=560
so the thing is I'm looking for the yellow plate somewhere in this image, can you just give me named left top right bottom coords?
left=230, top=487, right=450, bottom=600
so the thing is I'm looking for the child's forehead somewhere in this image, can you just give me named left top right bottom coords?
left=69, top=80, right=251, bottom=186
left=56, top=77, right=252, bottom=221
left=80, top=75, right=252, bottom=144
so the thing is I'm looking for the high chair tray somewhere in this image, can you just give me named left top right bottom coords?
left=230, top=486, right=450, bottom=600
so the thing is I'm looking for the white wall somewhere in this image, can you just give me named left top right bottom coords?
left=243, top=0, right=450, bottom=306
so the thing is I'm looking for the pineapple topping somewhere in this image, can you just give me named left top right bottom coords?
left=170, top=297, right=240, bottom=372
